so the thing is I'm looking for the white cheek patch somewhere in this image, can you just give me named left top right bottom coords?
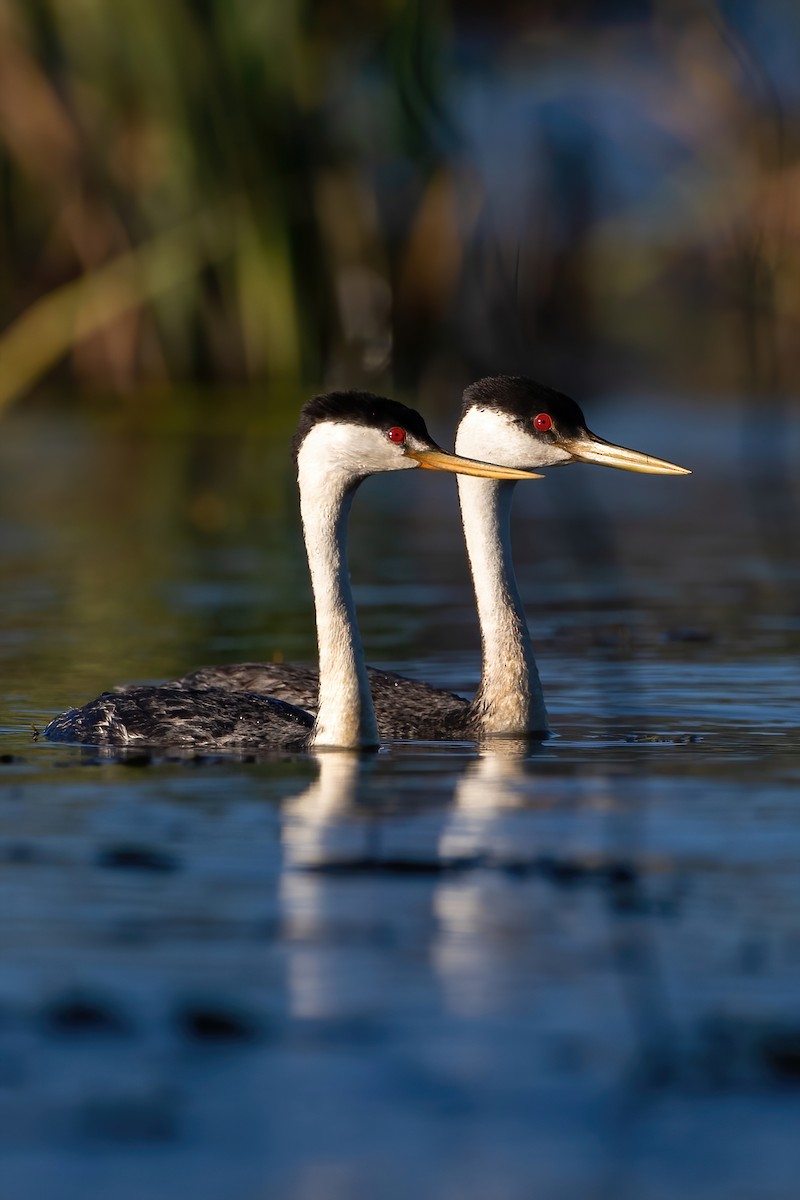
left=297, top=421, right=417, bottom=483
left=455, top=407, right=574, bottom=469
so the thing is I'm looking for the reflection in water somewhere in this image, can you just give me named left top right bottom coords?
left=435, top=740, right=538, bottom=1018
left=281, top=752, right=370, bottom=1019
left=281, top=749, right=459, bottom=873
left=439, top=737, right=616, bottom=865
left=433, top=740, right=620, bottom=1018
left=438, top=737, right=531, bottom=864
left=279, top=743, right=621, bottom=1023
left=280, top=751, right=456, bottom=1020
left=282, top=751, right=370, bottom=871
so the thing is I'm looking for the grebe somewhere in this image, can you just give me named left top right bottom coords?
left=42, top=391, right=538, bottom=751
left=173, top=376, right=690, bottom=738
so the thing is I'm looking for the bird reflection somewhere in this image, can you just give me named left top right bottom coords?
left=432, top=742, right=629, bottom=1018
left=279, top=750, right=456, bottom=1020
left=432, top=741, right=539, bottom=1017
left=438, top=737, right=532, bottom=865
left=280, top=752, right=375, bottom=1019
left=281, top=750, right=370, bottom=871
left=278, top=745, right=620, bottom=1023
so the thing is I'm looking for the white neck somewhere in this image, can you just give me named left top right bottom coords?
left=298, top=450, right=379, bottom=750
left=456, top=473, right=549, bottom=736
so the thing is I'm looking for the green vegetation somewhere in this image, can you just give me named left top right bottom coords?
left=0, top=1, right=798, bottom=406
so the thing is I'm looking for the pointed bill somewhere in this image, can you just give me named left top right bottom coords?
left=561, top=433, right=690, bottom=475
left=406, top=447, right=543, bottom=480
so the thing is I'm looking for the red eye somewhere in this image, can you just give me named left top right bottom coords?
left=534, top=413, right=553, bottom=432
left=387, top=426, right=406, bottom=444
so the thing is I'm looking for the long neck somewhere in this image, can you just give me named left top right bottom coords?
left=298, top=467, right=379, bottom=749
left=456, top=475, right=548, bottom=735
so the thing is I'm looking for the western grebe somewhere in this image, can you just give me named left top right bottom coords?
left=172, top=376, right=690, bottom=738
left=42, top=391, right=538, bottom=750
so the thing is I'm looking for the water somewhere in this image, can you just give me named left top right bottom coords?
left=0, top=394, right=798, bottom=1199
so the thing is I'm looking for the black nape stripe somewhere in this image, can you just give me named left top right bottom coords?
left=292, top=392, right=435, bottom=461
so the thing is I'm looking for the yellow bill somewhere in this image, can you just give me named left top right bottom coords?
left=406, top=447, right=543, bottom=480
left=561, top=434, right=690, bottom=475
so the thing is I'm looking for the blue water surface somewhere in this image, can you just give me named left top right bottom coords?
left=0, top=394, right=798, bottom=1199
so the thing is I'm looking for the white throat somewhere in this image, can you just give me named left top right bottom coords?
left=297, top=429, right=379, bottom=749
left=456, top=410, right=549, bottom=735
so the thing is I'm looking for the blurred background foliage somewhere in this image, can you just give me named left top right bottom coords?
left=0, top=0, right=798, bottom=414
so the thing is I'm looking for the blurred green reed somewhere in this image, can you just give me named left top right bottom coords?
left=0, top=0, right=798, bottom=409
left=0, top=0, right=347, bottom=407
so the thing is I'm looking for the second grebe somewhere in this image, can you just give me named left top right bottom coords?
left=43, top=391, right=538, bottom=750
left=176, top=376, right=690, bottom=738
